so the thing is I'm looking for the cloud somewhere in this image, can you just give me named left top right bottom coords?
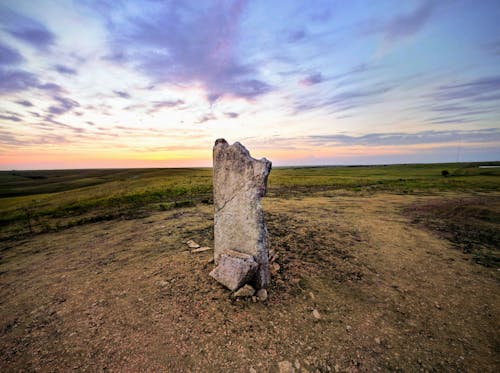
left=362, top=0, right=436, bottom=42
left=197, top=113, right=217, bottom=124
left=224, top=112, right=239, bottom=118
left=0, top=114, right=22, bottom=122
left=0, top=42, right=23, bottom=65
left=0, top=7, right=55, bottom=50
left=0, top=68, right=39, bottom=94
left=433, top=75, right=500, bottom=102
left=54, top=64, right=77, bottom=75
left=105, top=0, right=272, bottom=102
left=294, top=85, right=391, bottom=114
left=47, top=96, right=80, bottom=115
left=15, top=100, right=33, bottom=107
left=307, top=128, right=500, bottom=147
left=149, top=99, right=185, bottom=112
left=288, top=29, right=306, bottom=42
left=300, top=72, right=323, bottom=86
left=114, top=90, right=131, bottom=99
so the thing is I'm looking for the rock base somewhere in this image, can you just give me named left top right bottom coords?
left=209, top=250, right=258, bottom=291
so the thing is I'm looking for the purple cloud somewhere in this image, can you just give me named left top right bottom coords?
left=300, top=72, right=323, bottom=86
left=308, top=128, right=500, bottom=147
left=106, top=0, right=272, bottom=102
left=54, top=64, right=77, bottom=75
left=0, top=7, right=55, bottom=50
left=0, top=114, right=22, bottom=122
left=288, top=29, right=306, bottom=42
left=197, top=113, right=217, bottom=124
left=15, top=100, right=33, bottom=107
left=362, top=0, right=436, bottom=42
left=0, top=68, right=39, bottom=94
left=0, top=42, right=23, bottom=65
left=114, top=90, right=131, bottom=99
left=48, top=96, right=80, bottom=115
left=224, top=112, right=239, bottom=118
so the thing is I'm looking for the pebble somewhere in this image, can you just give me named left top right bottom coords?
left=346, top=325, right=352, bottom=331
left=186, top=240, right=200, bottom=249
left=278, top=360, right=294, bottom=373
left=312, top=309, right=321, bottom=320
left=256, top=289, right=268, bottom=301
left=375, top=337, right=381, bottom=344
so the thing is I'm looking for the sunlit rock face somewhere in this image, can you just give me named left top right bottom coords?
left=212, top=138, right=272, bottom=289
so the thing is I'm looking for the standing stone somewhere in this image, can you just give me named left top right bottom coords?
left=212, top=139, right=272, bottom=289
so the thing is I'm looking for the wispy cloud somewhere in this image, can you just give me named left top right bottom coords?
left=362, top=0, right=436, bottom=42
left=54, top=64, right=77, bottom=75
left=308, top=128, right=500, bottom=147
left=113, top=90, right=131, bottom=99
left=47, top=96, right=80, bottom=116
left=0, top=42, right=23, bottom=65
left=104, top=0, right=272, bottom=102
left=0, top=6, right=55, bottom=50
left=300, top=72, right=323, bottom=86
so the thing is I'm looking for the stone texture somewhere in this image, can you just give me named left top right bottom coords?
left=213, top=138, right=272, bottom=289
left=209, top=250, right=258, bottom=291
left=256, top=288, right=268, bottom=301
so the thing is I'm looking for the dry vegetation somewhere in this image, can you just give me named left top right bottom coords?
left=0, top=163, right=499, bottom=372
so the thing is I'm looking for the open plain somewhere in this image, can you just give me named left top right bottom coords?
left=0, top=163, right=499, bottom=372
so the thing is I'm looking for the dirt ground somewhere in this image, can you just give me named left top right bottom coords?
left=1, top=192, right=499, bottom=372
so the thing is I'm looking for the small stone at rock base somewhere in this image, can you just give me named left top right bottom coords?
left=312, top=309, right=321, bottom=320
left=186, top=240, right=200, bottom=249
left=191, top=246, right=212, bottom=253
left=233, top=284, right=255, bottom=298
left=278, top=360, right=295, bottom=373
left=210, top=250, right=258, bottom=291
left=256, top=289, right=268, bottom=301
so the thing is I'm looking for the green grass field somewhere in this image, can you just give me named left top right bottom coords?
left=1, top=162, right=499, bottom=240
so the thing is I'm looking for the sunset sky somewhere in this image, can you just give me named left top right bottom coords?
left=1, top=0, right=499, bottom=169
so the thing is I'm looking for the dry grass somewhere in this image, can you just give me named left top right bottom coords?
left=1, top=192, right=499, bottom=372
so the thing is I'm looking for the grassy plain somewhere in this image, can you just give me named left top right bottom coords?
left=0, top=162, right=499, bottom=371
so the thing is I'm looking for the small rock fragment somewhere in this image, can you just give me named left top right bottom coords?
left=346, top=325, right=352, bottom=331
left=312, top=309, right=321, bottom=320
left=186, top=240, right=200, bottom=249
left=249, top=368, right=257, bottom=373
left=309, top=292, right=315, bottom=301
left=210, top=250, right=258, bottom=291
left=278, top=360, right=294, bottom=373
left=256, top=289, right=268, bottom=301
left=191, top=246, right=212, bottom=253
left=375, top=337, right=381, bottom=344
left=233, top=284, right=256, bottom=298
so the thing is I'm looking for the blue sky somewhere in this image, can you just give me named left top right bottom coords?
left=0, top=0, right=499, bottom=169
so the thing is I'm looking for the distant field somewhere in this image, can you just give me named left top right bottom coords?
left=0, top=162, right=499, bottom=240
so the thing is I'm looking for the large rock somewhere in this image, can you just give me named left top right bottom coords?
left=209, top=250, right=258, bottom=291
left=213, top=139, right=272, bottom=289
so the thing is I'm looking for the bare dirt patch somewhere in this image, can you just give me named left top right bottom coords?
left=1, top=193, right=499, bottom=372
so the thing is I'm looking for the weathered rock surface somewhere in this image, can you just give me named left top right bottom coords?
left=213, top=138, right=272, bottom=289
left=209, top=250, right=258, bottom=291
